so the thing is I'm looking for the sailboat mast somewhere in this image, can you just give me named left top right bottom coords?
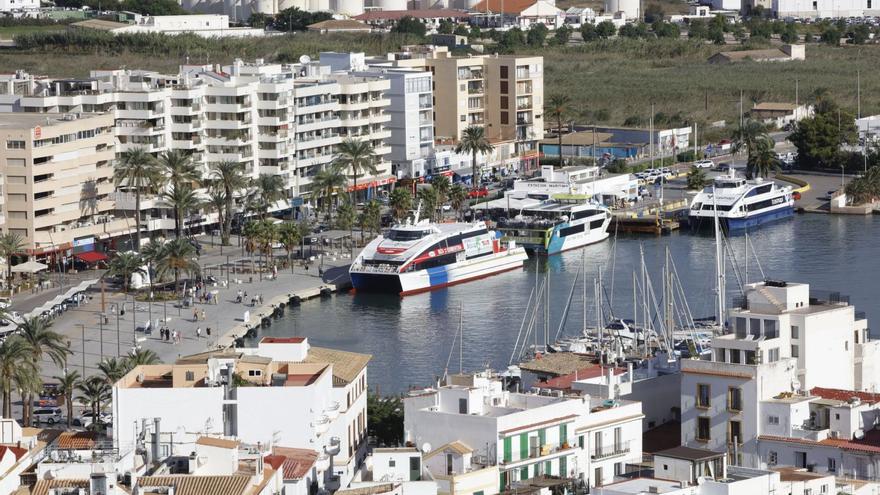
left=583, top=250, right=587, bottom=333
left=713, top=185, right=726, bottom=328
left=459, top=301, right=463, bottom=374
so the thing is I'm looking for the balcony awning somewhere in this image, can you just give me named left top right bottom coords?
left=75, top=251, right=108, bottom=263
left=346, top=174, right=396, bottom=192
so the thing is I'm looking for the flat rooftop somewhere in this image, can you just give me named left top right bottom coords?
left=593, top=477, right=682, bottom=494
left=0, top=112, right=106, bottom=129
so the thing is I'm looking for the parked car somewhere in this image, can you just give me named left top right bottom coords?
left=32, top=407, right=63, bottom=425
left=0, top=297, right=10, bottom=310
left=73, top=411, right=112, bottom=428
left=467, top=187, right=489, bottom=199
left=693, top=159, right=714, bottom=169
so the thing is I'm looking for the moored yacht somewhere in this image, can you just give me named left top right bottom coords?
left=497, top=199, right=612, bottom=255
left=689, top=169, right=794, bottom=231
left=350, top=213, right=527, bottom=296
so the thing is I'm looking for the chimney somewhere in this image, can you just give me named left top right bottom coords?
left=152, top=418, right=161, bottom=465
left=606, top=367, right=614, bottom=400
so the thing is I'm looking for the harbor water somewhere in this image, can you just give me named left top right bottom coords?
left=254, top=214, right=879, bottom=394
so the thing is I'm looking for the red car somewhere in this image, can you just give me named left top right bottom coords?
left=468, top=187, right=489, bottom=199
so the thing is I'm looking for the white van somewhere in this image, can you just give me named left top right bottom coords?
left=32, top=407, right=63, bottom=425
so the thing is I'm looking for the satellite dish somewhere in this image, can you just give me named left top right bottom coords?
left=421, top=442, right=432, bottom=454
left=299, top=55, right=311, bottom=65
left=855, top=429, right=865, bottom=440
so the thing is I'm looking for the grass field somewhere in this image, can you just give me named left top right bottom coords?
left=0, top=32, right=874, bottom=130
left=0, top=24, right=66, bottom=39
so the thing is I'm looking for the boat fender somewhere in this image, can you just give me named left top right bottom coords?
left=320, top=287, right=333, bottom=298
left=289, top=295, right=302, bottom=306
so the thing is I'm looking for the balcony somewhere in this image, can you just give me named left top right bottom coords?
left=591, top=442, right=631, bottom=460
left=313, top=415, right=331, bottom=435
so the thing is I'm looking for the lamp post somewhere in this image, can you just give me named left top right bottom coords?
left=78, top=324, right=85, bottom=375
left=115, top=303, right=120, bottom=357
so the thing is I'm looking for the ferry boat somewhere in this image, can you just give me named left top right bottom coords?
left=496, top=200, right=611, bottom=255
left=349, top=216, right=528, bottom=296
left=689, top=169, right=794, bottom=231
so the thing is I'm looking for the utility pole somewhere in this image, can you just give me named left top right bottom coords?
left=78, top=324, right=86, bottom=375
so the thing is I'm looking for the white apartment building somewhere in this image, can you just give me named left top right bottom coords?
left=404, top=371, right=643, bottom=490
left=0, top=0, right=38, bottom=13
left=112, top=337, right=371, bottom=487
left=773, top=0, right=880, bottom=18
left=680, top=280, right=880, bottom=468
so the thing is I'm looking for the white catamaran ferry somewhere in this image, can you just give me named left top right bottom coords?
left=497, top=200, right=611, bottom=255
left=689, top=169, right=794, bottom=231
left=349, top=213, right=527, bottom=296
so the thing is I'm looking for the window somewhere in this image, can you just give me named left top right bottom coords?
left=185, top=371, right=195, bottom=381
left=835, top=413, right=840, bottom=420
left=764, top=320, right=778, bottom=338
left=501, top=112, right=509, bottom=125
left=6, top=140, right=24, bottom=149
left=729, top=349, right=741, bottom=364
left=768, top=415, right=780, bottom=425
left=6, top=158, right=25, bottom=167
left=735, top=317, right=747, bottom=338
left=728, top=387, right=743, bottom=412
left=768, top=451, right=778, bottom=465
left=614, top=462, right=622, bottom=476
left=389, top=459, right=396, bottom=467
left=768, top=348, right=780, bottom=362
left=845, top=341, right=849, bottom=351
left=500, top=81, right=508, bottom=94
left=458, top=398, right=468, bottom=414
left=728, top=420, right=742, bottom=444
left=791, top=325, right=799, bottom=339
left=248, top=369, right=262, bottom=377
left=500, top=66, right=509, bottom=79
left=828, top=457, right=837, bottom=472
left=697, top=417, right=711, bottom=441
left=697, top=384, right=711, bottom=408
left=750, top=318, right=761, bottom=337
left=792, top=345, right=799, bottom=357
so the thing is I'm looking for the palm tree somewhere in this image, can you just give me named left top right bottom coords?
left=448, top=184, right=468, bottom=220
left=159, top=150, right=200, bottom=191
left=547, top=94, right=571, bottom=166
left=53, top=369, right=81, bottom=429
left=108, top=252, right=145, bottom=293
left=417, top=187, right=439, bottom=222
left=206, top=181, right=227, bottom=238
left=431, top=175, right=451, bottom=217
left=334, top=139, right=378, bottom=205
left=388, top=187, right=412, bottom=223
left=242, top=221, right=261, bottom=257
left=359, top=200, right=382, bottom=238
left=335, top=199, right=355, bottom=232
left=209, top=161, right=249, bottom=246
left=0, top=336, right=36, bottom=418
left=18, top=317, right=70, bottom=425
left=455, top=126, right=494, bottom=190
left=686, top=167, right=709, bottom=190
left=76, top=376, right=111, bottom=429
left=154, top=238, right=200, bottom=293
left=278, top=223, right=302, bottom=271
left=115, top=147, right=158, bottom=249
left=746, top=137, right=780, bottom=179
left=97, top=357, right=128, bottom=385
left=0, top=233, right=25, bottom=290
left=161, top=184, right=202, bottom=239
left=311, top=166, right=347, bottom=225
left=125, top=348, right=161, bottom=368
left=731, top=118, right=770, bottom=161
left=252, top=174, right=287, bottom=219
left=255, top=219, right=278, bottom=267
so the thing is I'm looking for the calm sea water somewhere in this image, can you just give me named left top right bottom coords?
left=253, top=214, right=880, bottom=394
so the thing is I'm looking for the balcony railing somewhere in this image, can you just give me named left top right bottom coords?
left=591, top=442, right=630, bottom=460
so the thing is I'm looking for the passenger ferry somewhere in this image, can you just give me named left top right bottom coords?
left=349, top=214, right=528, bottom=296
left=496, top=200, right=611, bottom=255
left=689, top=169, right=794, bottom=231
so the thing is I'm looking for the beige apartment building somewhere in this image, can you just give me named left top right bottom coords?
left=0, top=112, right=134, bottom=260
left=377, top=46, right=544, bottom=174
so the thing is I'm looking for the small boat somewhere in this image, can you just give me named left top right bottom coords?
left=689, top=169, right=794, bottom=231
left=497, top=199, right=611, bottom=255
left=349, top=210, right=527, bottom=296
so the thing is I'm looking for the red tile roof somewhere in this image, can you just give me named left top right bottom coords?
left=811, top=387, right=880, bottom=405
left=761, top=430, right=880, bottom=455
left=261, top=337, right=305, bottom=344
left=55, top=431, right=97, bottom=450
left=541, top=365, right=624, bottom=391
left=264, top=454, right=286, bottom=471
left=0, top=445, right=27, bottom=461
left=471, top=0, right=537, bottom=14
left=272, top=447, right=319, bottom=480
left=354, top=9, right=470, bottom=21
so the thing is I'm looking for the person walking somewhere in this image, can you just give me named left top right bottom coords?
left=196, top=327, right=202, bottom=339
left=193, top=309, right=199, bottom=322
left=201, top=309, right=206, bottom=321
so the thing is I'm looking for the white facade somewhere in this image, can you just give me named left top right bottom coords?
left=404, top=372, right=644, bottom=489
left=111, top=14, right=270, bottom=37
left=0, top=0, right=38, bottom=12
left=112, top=337, right=370, bottom=487
left=773, top=0, right=880, bottom=18
left=680, top=280, right=880, bottom=469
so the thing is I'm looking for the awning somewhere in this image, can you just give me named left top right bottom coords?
left=346, top=175, right=396, bottom=192
left=75, top=251, right=108, bottom=263
left=11, top=260, right=48, bottom=273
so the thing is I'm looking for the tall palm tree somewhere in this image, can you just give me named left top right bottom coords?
left=731, top=118, right=770, bottom=162
left=97, top=357, right=128, bottom=385
left=115, top=147, right=158, bottom=249
left=159, top=150, right=200, bottom=191
left=125, top=348, right=161, bottom=368
left=278, top=222, right=302, bottom=271
left=53, top=369, right=81, bottom=429
left=448, top=184, right=468, bottom=221
left=547, top=94, right=571, bottom=166
left=154, top=238, right=200, bottom=293
left=0, top=233, right=25, bottom=290
left=455, top=126, right=494, bottom=190
left=746, top=137, right=780, bottom=179
left=0, top=336, right=36, bottom=418
left=206, top=181, right=227, bottom=238
left=76, top=376, right=111, bottom=429
left=255, top=219, right=278, bottom=266
left=108, top=252, right=145, bottom=293
left=18, top=317, right=70, bottom=425
left=251, top=174, right=286, bottom=219
left=334, top=138, right=378, bottom=205
left=209, top=161, right=249, bottom=246
left=161, top=184, right=202, bottom=239
left=388, top=187, right=412, bottom=222
left=431, top=175, right=451, bottom=216
left=311, top=166, right=347, bottom=225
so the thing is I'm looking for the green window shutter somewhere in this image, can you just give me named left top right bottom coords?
left=545, top=460, right=552, bottom=476
left=519, top=433, right=528, bottom=460
left=500, top=471, right=507, bottom=491
left=520, top=466, right=528, bottom=480
left=560, top=455, right=567, bottom=477
left=578, top=435, right=584, bottom=449
left=503, top=436, right=512, bottom=462
left=560, top=424, right=568, bottom=446
left=538, top=428, right=546, bottom=448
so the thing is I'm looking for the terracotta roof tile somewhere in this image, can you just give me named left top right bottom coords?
left=304, top=347, right=370, bottom=385
left=541, top=365, right=624, bottom=391
left=55, top=431, right=97, bottom=450
left=810, top=387, right=880, bottom=405
left=32, top=480, right=90, bottom=495
left=0, top=445, right=28, bottom=461
left=472, top=0, right=536, bottom=14
left=137, top=475, right=251, bottom=495
left=272, top=447, right=319, bottom=480
left=354, top=9, right=469, bottom=21
left=260, top=337, right=305, bottom=344
left=196, top=436, right=241, bottom=449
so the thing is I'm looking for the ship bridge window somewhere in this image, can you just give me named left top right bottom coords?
left=701, top=204, right=733, bottom=211
left=386, top=229, right=432, bottom=241
left=715, top=181, right=742, bottom=189
left=747, top=184, right=773, bottom=196
left=571, top=209, right=602, bottom=220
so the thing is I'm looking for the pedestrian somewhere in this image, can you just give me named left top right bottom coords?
left=201, top=309, right=206, bottom=321
left=197, top=327, right=202, bottom=339
left=193, top=309, right=199, bottom=322
left=206, top=327, right=212, bottom=336
left=165, top=329, right=170, bottom=342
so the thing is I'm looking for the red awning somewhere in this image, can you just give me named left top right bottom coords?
left=75, top=251, right=108, bottom=263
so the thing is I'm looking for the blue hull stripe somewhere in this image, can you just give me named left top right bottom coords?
left=427, top=265, right=449, bottom=287
left=691, top=206, right=794, bottom=231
